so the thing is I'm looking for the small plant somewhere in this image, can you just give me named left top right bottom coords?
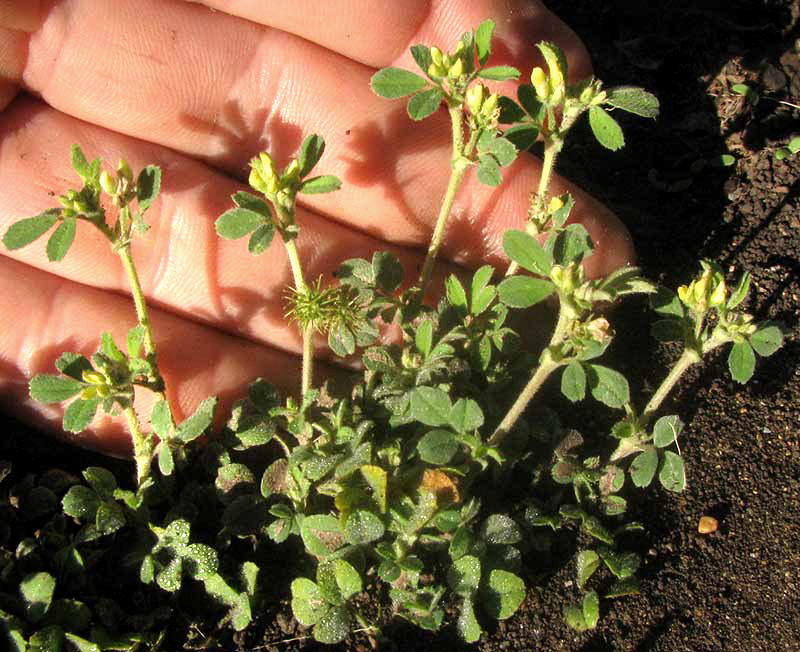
left=1, top=20, right=784, bottom=647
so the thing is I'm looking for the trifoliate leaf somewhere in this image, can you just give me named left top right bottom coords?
left=409, top=386, right=452, bottom=427
left=150, top=399, right=174, bottom=439
left=497, top=276, right=555, bottom=308
left=503, top=229, right=552, bottom=275
left=297, top=134, right=326, bottom=177
left=301, top=515, right=344, bottom=558
left=371, top=67, right=428, bottom=98
left=372, top=251, right=403, bottom=293
left=475, top=19, right=495, bottom=64
left=728, top=340, right=755, bottom=383
left=577, top=550, right=601, bottom=589
left=549, top=223, right=593, bottom=265
left=589, top=105, right=625, bottom=151
left=447, top=555, right=481, bottom=596
left=726, top=271, right=750, bottom=309
left=3, top=210, right=60, bottom=250
left=136, top=165, right=162, bottom=213
left=298, top=175, right=342, bottom=194
left=658, top=451, right=686, bottom=492
left=407, top=88, right=443, bottom=121
left=20, top=571, right=56, bottom=623
left=95, top=501, right=125, bottom=535
left=215, top=208, right=266, bottom=239
left=449, top=398, right=484, bottom=433
left=313, top=604, right=350, bottom=644
left=410, top=45, right=433, bottom=77
left=291, top=577, right=324, bottom=626
left=478, top=65, right=521, bottom=81
left=29, top=374, right=84, bottom=403
left=586, top=365, right=630, bottom=409
left=582, top=591, right=600, bottom=628
left=247, top=222, right=275, bottom=254
left=750, top=323, right=783, bottom=357
left=561, top=362, right=587, bottom=402
left=445, top=274, right=468, bottom=312
left=503, top=124, right=538, bottom=151
left=417, top=429, right=459, bottom=465
left=62, top=485, right=100, bottom=520
left=63, top=397, right=100, bottom=433
left=232, top=190, right=271, bottom=217
left=46, top=217, right=76, bottom=262
left=483, top=569, right=525, bottom=620
left=183, top=544, right=219, bottom=580
left=55, top=353, right=93, bottom=381
left=480, top=514, right=522, bottom=545
left=457, top=597, right=482, bottom=642
left=177, top=397, right=217, bottom=442
left=653, top=415, right=683, bottom=448
left=477, top=154, right=502, bottom=186
left=344, top=509, right=384, bottom=544
left=629, top=448, right=658, bottom=487
left=598, top=547, right=640, bottom=579
left=606, top=86, right=660, bottom=118
left=157, top=442, right=174, bottom=476
left=415, top=319, right=433, bottom=358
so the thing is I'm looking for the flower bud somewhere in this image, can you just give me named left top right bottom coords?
left=430, top=46, right=443, bottom=67
left=548, top=196, right=564, bottom=214
left=453, top=40, right=465, bottom=57
left=80, top=386, right=97, bottom=400
left=117, top=159, right=133, bottom=184
left=550, top=265, right=564, bottom=285
left=99, top=170, right=117, bottom=195
left=466, top=84, right=485, bottom=115
left=590, top=90, right=607, bottom=106
left=248, top=166, right=269, bottom=194
left=677, top=284, right=691, bottom=305
left=428, top=63, right=445, bottom=78
left=283, top=159, right=300, bottom=183
left=709, top=278, right=726, bottom=307
left=531, top=67, right=550, bottom=100
left=481, top=93, right=499, bottom=118
left=82, top=370, right=106, bottom=385
left=579, top=85, right=594, bottom=104
left=448, top=57, right=464, bottom=79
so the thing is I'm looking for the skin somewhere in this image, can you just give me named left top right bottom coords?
left=0, top=0, right=635, bottom=457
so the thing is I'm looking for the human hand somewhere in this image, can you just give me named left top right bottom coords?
left=0, top=0, right=634, bottom=456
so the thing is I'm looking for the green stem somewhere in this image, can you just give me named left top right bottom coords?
left=116, top=208, right=155, bottom=352
left=274, top=204, right=314, bottom=398
left=488, top=302, right=570, bottom=446
left=418, top=104, right=468, bottom=294
left=641, top=337, right=727, bottom=425
left=125, top=406, right=153, bottom=486
left=506, top=139, right=562, bottom=277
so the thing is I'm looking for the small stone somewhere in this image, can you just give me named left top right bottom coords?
left=761, top=64, right=786, bottom=91
left=698, top=516, right=719, bottom=534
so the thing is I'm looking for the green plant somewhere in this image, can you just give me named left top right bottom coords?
left=1, top=20, right=784, bottom=647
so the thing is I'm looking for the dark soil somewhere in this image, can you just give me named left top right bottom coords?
left=2, top=1, right=799, bottom=651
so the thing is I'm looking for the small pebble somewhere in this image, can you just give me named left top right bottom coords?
left=698, top=516, right=719, bottom=534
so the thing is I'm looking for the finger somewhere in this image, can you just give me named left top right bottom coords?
left=0, top=96, right=450, bottom=359
left=0, top=255, right=315, bottom=457
left=16, top=0, right=633, bottom=276
left=184, top=0, right=591, bottom=79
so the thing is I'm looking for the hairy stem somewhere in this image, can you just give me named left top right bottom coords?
left=489, top=303, right=570, bottom=446
left=125, top=405, right=153, bottom=486
left=418, top=104, right=468, bottom=294
left=116, top=208, right=159, bottom=359
left=506, top=140, right=561, bottom=277
left=274, top=204, right=314, bottom=397
left=641, top=337, right=727, bottom=425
